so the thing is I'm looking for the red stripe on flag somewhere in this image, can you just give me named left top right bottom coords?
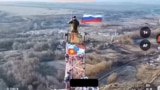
left=81, top=19, right=102, bottom=24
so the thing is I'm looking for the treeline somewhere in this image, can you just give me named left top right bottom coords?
left=0, top=31, right=66, bottom=90
left=0, top=50, right=64, bottom=90
left=0, top=36, right=65, bottom=89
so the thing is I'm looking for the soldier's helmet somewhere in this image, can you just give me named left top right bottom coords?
left=72, top=16, right=76, bottom=18
left=72, top=16, right=76, bottom=19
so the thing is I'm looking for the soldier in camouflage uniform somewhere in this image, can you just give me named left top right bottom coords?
left=68, top=16, right=80, bottom=34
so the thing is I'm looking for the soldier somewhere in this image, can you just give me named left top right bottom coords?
left=68, top=16, right=80, bottom=34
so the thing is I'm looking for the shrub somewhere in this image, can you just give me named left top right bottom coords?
left=56, top=70, right=65, bottom=82
left=33, top=50, right=54, bottom=62
left=107, top=73, right=118, bottom=84
left=12, top=42, right=34, bottom=50
left=47, top=39, right=59, bottom=50
left=136, top=64, right=158, bottom=83
left=85, top=53, right=104, bottom=64
left=2, top=57, right=41, bottom=88
left=53, top=50, right=65, bottom=60
left=33, top=42, right=49, bottom=51
left=2, top=51, right=62, bottom=89
left=117, top=36, right=134, bottom=45
left=124, top=38, right=134, bottom=45
left=0, top=39, right=14, bottom=50
left=86, top=61, right=113, bottom=76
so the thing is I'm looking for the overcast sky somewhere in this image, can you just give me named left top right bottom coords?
left=0, top=0, right=160, bottom=4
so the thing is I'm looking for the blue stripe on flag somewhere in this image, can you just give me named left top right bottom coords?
left=82, top=17, right=102, bottom=20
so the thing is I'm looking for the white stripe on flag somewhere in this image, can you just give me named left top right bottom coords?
left=83, top=14, right=103, bottom=18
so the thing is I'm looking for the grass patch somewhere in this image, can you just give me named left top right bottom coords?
left=107, top=73, right=118, bottom=84
left=85, top=61, right=113, bottom=77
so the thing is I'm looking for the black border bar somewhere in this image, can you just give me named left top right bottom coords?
left=70, top=79, right=98, bottom=87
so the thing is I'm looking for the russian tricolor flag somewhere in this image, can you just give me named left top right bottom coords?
left=81, top=14, right=103, bottom=24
